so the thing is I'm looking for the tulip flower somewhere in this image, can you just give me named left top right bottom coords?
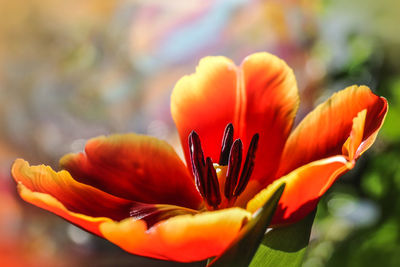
left=11, top=52, right=387, bottom=263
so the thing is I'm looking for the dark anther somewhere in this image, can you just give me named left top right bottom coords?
left=189, top=123, right=260, bottom=209
left=224, top=139, right=243, bottom=199
left=234, top=133, right=259, bottom=197
left=205, top=157, right=221, bottom=209
left=188, top=131, right=206, bottom=197
left=219, top=123, right=234, bottom=166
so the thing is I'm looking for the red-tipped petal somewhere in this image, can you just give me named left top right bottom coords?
left=13, top=159, right=199, bottom=236
left=11, top=159, right=135, bottom=235
left=60, top=134, right=203, bottom=210
left=278, top=85, right=388, bottom=177
left=100, top=208, right=251, bottom=262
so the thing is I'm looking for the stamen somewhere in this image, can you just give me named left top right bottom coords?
left=188, top=131, right=206, bottom=197
left=219, top=123, right=234, bottom=166
left=224, top=139, right=242, bottom=199
left=205, top=157, right=221, bottom=209
left=234, top=133, right=259, bottom=197
left=188, top=123, right=260, bottom=210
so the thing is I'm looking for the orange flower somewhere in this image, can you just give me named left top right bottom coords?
left=12, top=52, right=387, bottom=262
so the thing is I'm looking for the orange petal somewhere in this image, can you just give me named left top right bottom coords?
left=342, top=109, right=366, bottom=161
left=352, top=104, right=387, bottom=160
left=239, top=52, right=299, bottom=187
left=171, top=53, right=299, bottom=189
left=100, top=208, right=251, bottom=262
left=278, top=85, right=388, bottom=177
left=60, top=134, right=203, bottom=210
left=171, top=56, right=238, bottom=169
left=13, top=159, right=199, bottom=236
left=16, top=183, right=112, bottom=236
left=12, top=159, right=134, bottom=222
left=248, top=156, right=353, bottom=226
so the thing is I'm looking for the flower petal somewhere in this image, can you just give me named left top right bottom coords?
left=239, top=52, right=299, bottom=186
left=248, top=156, right=352, bottom=226
left=171, top=56, right=238, bottom=168
left=171, top=53, right=299, bottom=189
left=13, top=159, right=198, bottom=236
left=16, top=183, right=111, bottom=236
left=60, top=134, right=203, bottom=210
left=100, top=208, right=251, bottom=262
left=278, top=85, right=388, bottom=177
left=12, top=159, right=133, bottom=222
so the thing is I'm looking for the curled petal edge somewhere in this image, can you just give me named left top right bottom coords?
left=277, top=85, right=387, bottom=177
left=17, top=183, right=112, bottom=237
left=12, top=159, right=134, bottom=221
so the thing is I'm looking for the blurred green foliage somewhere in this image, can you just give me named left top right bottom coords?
left=304, top=1, right=400, bottom=266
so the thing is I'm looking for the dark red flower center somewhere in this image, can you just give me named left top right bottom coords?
left=188, top=123, right=259, bottom=210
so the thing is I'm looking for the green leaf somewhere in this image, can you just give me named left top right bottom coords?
left=249, top=209, right=317, bottom=267
left=208, top=183, right=286, bottom=267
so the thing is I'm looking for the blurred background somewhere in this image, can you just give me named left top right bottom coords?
left=0, top=0, right=399, bottom=266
